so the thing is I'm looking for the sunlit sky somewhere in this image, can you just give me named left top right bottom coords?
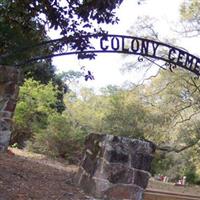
left=49, top=0, right=200, bottom=91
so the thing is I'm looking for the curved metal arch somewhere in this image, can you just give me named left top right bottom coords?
left=21, top=34, right=200, bottom=76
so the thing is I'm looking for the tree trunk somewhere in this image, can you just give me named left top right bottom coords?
left=0, top=65, right=21, bottom=152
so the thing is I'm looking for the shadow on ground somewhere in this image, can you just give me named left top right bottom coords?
left=0, top=149, right=89, bottom=200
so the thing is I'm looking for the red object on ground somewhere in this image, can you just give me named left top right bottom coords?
left=7, top=149, right=15, bottom=156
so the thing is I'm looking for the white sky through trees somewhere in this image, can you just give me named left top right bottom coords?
left=49, top=0, right=200, bottom=91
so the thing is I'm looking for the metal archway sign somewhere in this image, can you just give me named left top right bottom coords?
left=26, top=34, right=200, bottom=76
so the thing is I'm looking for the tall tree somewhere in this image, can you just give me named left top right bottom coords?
left=180, top=0, right=200, bottom=37
left=0, top=0, right=124, bottom=65
left=0, top=0, right=124, bottom=151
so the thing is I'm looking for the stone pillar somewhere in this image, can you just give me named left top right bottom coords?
left=0, top=65, right=21, bottom=152
left=77, top=133, right=156, bottom=200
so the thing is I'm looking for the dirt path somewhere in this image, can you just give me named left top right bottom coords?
left=147, top=179, right=200, bottom=196
left=144, top=189, right=200, bottom=200
left=0, top=148, right=89, bottom=200
left=1, top=148, right=200, bottom=200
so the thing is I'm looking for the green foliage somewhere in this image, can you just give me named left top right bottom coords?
left=11, top=69, right=200, bottom=176
left=180, top=0, right=200, bottom=21
left=4, top=0, right=200, bottom=178
left=151, top=152, right=175, bottom=176
left=0, top=0, right=123, bottom=65
left=0, top=0, right=124, bottom=116
left=180, top=0, right=200, bottom=36
left=13, top=79, right=87, bottom=162
left=102, top=88, right=148, bottom=138
left=184, top=165, right=200, bottom=185
left=0, top=1, right=68, bottom=112
left=143, top=70, right=200, bottom=179
left=64, top=88, right=109, bottom=133
left=57, top=70, right=84, bottom=85
left=12, top=79, right=58, bottom=146
left=29, top=113, right=85, bottom=163
left=0, top=0, right=49, bottom=65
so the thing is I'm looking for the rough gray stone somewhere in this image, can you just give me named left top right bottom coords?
left=77, top=133, right=156, bottom=200
left=0, top=131, right=11, bottom=151
left=132, top=169, right=150, bottom=189
left=131, top=153, right=154, bottom=171
left=0, top=65, right=21, bottom=152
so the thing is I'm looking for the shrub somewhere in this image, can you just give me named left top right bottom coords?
left=184, top=166, right=200, bottom=185
left=29, top=113, right=85, bottom=163
left=12, top=78, right=57, bottom=147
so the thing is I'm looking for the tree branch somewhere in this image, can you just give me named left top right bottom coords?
left=172, top=111, right=200, bottom=128
left=157, top=138, right=200, bottom=153
left=0, top=37, right=65, bottom=62
left=144, top=80, right=177, bottom=97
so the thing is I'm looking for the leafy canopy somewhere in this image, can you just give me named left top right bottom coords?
left=0, top=0, right=124, bottom=65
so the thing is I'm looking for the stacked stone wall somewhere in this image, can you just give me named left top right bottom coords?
left=77, top=133, right=156, bottom=200
left=0, top=66, right=21, bottom=151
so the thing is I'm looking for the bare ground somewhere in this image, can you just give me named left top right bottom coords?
left=148, top=179, right=200, bottom=196
left=0, top=148, right=88, bottom=200
left=0, top=148, right=200, bottom=200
